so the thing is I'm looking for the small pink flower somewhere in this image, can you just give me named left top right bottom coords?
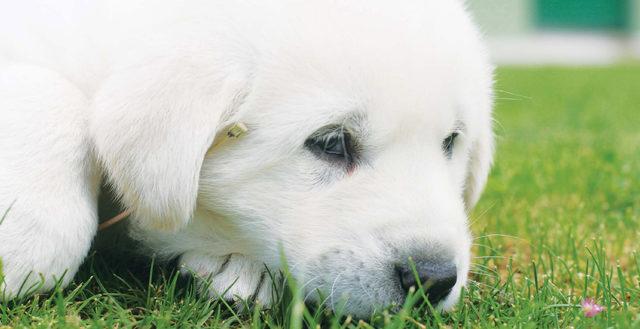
left=581, top=298, right=605, bottom=318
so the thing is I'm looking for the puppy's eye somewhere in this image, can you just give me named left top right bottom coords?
left=442, top=132, right=459, bottom=159
left=305, top=127, right=353, bottom=164
left=322, top=135, right=346, bottom=157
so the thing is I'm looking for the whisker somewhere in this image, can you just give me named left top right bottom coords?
left=359, top=281, right=374, bottom=304
left=491, top=117, right=506, bottom=136
left=494, top=89, right=532, bottom=100
left=325, top=269, right=348, bottom=311
left=467, top=201, right=496, bottom=227
left=473, top=233, right=527, bottom=242
left=472, top=255, right=507, bottom=260
left=300, top=276, right=322, bottom=302
left=471, top=243, right=503, bottom=254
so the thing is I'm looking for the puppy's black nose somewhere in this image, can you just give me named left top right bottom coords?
left=395, top=260, right=457, bottom=305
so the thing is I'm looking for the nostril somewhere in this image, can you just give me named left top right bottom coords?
left=395, top=265, right=427, bottom=292
left=395, top=260, right=457, bottom=305
left=425, top=274, right=457, bottom=304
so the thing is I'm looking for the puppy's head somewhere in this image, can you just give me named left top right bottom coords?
left=197, top=1, right=493, bottom=316
left=93, top=0, right=493, bottom=317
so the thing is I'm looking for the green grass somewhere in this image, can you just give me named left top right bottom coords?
left=1, top=66, right=640, bottom=328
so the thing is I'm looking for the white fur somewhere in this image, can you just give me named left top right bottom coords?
left=0, top=0, right=493, bottom=317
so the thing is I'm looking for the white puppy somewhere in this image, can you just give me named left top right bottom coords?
left=0, top=0, right=493, bottom=317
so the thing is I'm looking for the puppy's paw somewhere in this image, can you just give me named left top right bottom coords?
left=0, top=256, right=69, bottom=301
left=0, top=233, right=89, bottom=301
left=179, top=252, right=274, bottom=307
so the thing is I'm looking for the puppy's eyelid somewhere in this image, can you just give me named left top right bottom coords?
left=304, top=124, right=357, bottom=168
left=442, top=128, right=462, bottom=159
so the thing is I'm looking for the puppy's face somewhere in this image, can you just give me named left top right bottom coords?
left=196, top=9, right=494, bottom=316
left=87, top=1, right=491, bottom=316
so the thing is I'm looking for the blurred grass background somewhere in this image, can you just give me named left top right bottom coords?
left=480, top=65, right=639, bottom=262
left=466, top=65, right=640, bottom=327
left=1, top=66, right=639, bottom=328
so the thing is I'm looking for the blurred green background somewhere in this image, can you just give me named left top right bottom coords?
left=470, top=0, right=640, bottom=34
left=469, top=0, right=640, bottom=65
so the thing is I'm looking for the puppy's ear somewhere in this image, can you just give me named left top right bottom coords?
left=463, top=126, right=494, bottom=211
left=91, top=62, right=248, bottom=231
